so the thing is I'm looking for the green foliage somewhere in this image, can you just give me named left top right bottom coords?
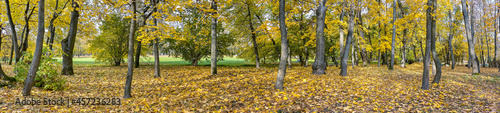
left=14, top=47, right=66, bottom=91
left=88, top=14, right=148, bottom=66
left=164, top=7, right=234, bottom=65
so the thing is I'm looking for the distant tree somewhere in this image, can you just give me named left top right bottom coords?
left=211, top=0, right=218, bottom=75
left=89, top=14, right=146, bottom=66
left=165, top=7, right=233, bottom=66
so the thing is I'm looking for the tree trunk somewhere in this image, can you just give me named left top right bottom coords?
left=115, top=60, right=121, bottom=66
left=288, top=47, right=292, bottom=68
left=134, top=41, right=141, bottom=68
left=401, top=29, right=407, bottom=68
left=351, top=40, right=356, bottom=68
left=4, top=0, right=20, bottom=64
left=124, top=0, right=136, bottom=99
left=61, top=1, right=79, bottom=76
left=153, top=0, right=160, bottom=78
left=340, top=5, right=354, bottom=76
left=22, top=0, right=44, bottom=96
left=312, top=0, right=327, bottom=75
left=247, top=4, right=259, bottom=69
left=431, top=16, right=442, bottom=84
left=389, top=0, right=396, bottom=70
left=448, top=10, right=456, bottom=69
left=357, top=7, right=369, bottom=67
left=211, top=0, right=217, bottom=75
left=0, top=35, right=8, bottom=80
left=461, top=0, right=479, bottom=74
left=9, top=44, right=13, bottom=65
left=338, top=2, right=345, bottom=63
left=275, top=0, right=288, bottom=90
left=422, top=0, right=435, bottom=90
left=495, top=5, right=498, bottom=69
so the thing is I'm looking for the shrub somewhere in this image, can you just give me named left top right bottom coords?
left=15, top=47, right=66, bottom=91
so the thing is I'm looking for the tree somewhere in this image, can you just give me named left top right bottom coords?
left=211, top=0, right=217, bottom=75
left=461, top=0, right=479, bottom=75
left=152, top=0, right=160, bottom=78
left=22, top=0, right=45, bottom=96
left=422, top=0, right=435, bottom=90
left=61, top=0, right=80, bottom=76
left=4, top=0, right=20, bottom=64
left=340, top=3, right=354, bottom=76
left=124, top=0, right=136, bottom=99
left=46, top=0, right=69, bottom=51
left=275, top=0, right=288, bottom=90
left=389, top=0, right=396, bottom=70
left=89, top=14, right=132, bottom=66
left=312, top=0, right=327, bottom=75
left=0, top=27, right=8, bottom=80
left=246, top=1, right=260, bottom=69
left=448, top=9, right=456, bottom=70
left=164, top=5, right=233, bottom=66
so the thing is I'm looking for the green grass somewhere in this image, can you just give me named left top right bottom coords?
left=56, top=56, right=253, bottom=66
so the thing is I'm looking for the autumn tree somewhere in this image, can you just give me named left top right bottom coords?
left=211, top=0, right=217, bottom=75
left=389, top=0, right=396, bottom=70
left=461, top=0, right=479, bottom=75
left=312, top=0, right=327, bottom=75
left=22, top=0, right=45, bottom=96
left=340, top=3, right=354, bottom=76
left=4, top=0, right=20, bottom=64
left=275, top=0, right=287, bottom=90
left=61, top=0, right=80, bottom=75
left=124, top=0, right=136, bottom=99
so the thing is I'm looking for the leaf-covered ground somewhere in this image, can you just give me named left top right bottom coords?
left=1, top=63, right=499, bottom=112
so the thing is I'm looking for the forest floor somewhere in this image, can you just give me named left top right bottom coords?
left=0, top=63, right=499, bottom=112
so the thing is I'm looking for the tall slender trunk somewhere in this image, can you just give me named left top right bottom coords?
left=124, top=0, right=136, bottom=99
left=401, top=29, right=407, bottom=68
left=211, top=0, right=218, bottom=75
left=247, top=4, right=260, bottom=69
left=4, top=0, right=20, bottom=64
left=389, top=0, right=396, bottom=70
left=422, top=0, right=435, bottom=90
left=312, top=0, right=327, bottom=74
left=431, top=15, right=442, bottom=84
left=448, top=10, right=456, bottom=69
left=134, top=41, right=141, bottom=68
left=275, top=0, right=288, bottom=90
left=462, top=0, right=479, bottom=74
left=340, top=4, right=354, bottom=76
left=288, top=47, right=292, bottom=68
left=357, top=9, right=369, bottom=67
left=495, top=5, right=498, bottom=69
left=61, top=1, right=79, bottom=76
left=22, top=0, right=44, bottom=96
left=338, top=2, right=345, bottom=62
left=153, top=0, right=160, bottom=78
left=351, top=39, right=356, bottom=68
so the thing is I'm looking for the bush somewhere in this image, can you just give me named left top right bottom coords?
left=14, top=47, right=66, bottom=91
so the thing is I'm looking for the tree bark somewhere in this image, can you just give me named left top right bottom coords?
left=246, top=3, right=260, bottom=69
left=9, top=43, right=13, bottom=65
left=275, top=0, right=288, bottom=90
left=312, top=0, right=327, bottom=75
left=61, top=1, right=79, bottom=76
left=134, top=41, right=141, bottom=68
left=356, top=5, right=369, bottom=67
left=422, top=0, right=435, bottom=90
left=338, top=2, right=345, bottom=62
left=448, top=10, right=456, bottom=69
left=22, top=0, right=44, bottom=96
left=124, top=0, right=136, bottom=99
left=340, top=4, right=354, bottom=76
left=0, top=33, right=7, bottom=79
left=389, top=0, right=396, bottom=70
left=211, top=0, right=217, bottom=75
left=431, top=15, right=442, bottom=84
left=461, top=0, right=479, bottom=74
left=4, top=0, right=20, bottom=64
left=153, top=0, right=160, bottom=78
